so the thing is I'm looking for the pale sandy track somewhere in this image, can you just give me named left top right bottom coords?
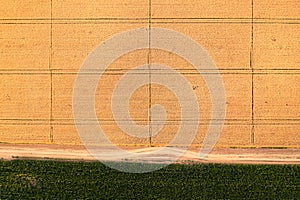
left=0, top=144, right=299, bottom=165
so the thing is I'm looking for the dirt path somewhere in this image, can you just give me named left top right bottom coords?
left=1, top=144, right=299, bottom=165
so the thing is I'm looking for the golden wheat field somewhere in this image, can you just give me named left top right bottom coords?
left=0, top=0, right=299, bottom=148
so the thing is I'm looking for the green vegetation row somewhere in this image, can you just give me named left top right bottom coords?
left=0, top=160, right=299, bottom=199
